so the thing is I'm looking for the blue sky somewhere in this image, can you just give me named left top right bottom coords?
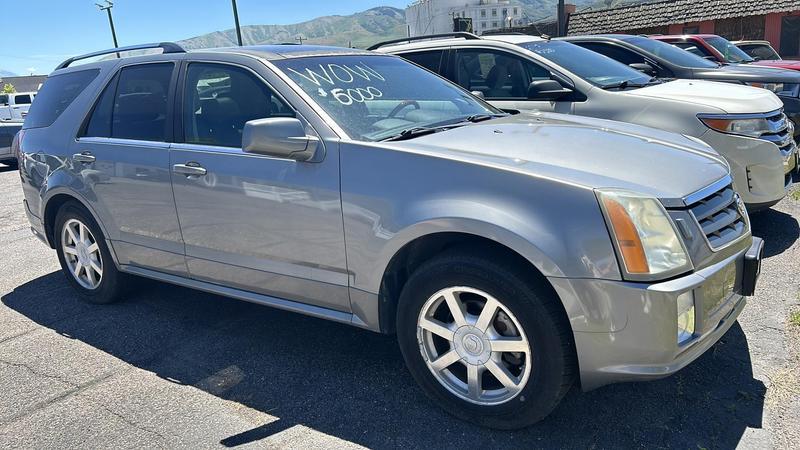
left=2, top=0, right=408, bottom=76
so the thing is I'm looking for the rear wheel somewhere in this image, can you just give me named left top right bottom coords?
left=396, top=250, right=575, bottom=429
left=54, top=202, right=126, bottom=304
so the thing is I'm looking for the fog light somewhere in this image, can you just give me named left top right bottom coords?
left=677, top=291, right=695, bottom=345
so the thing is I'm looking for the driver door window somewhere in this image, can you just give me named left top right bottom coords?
left=455, top=49, right=550, bottom=100
left=183, top=63, right=294, bottom=148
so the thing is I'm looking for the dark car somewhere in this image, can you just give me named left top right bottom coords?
left=562, top=34, right=800, bottom=127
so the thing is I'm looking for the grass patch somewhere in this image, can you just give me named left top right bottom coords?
left=790, top=311, right=800, bottom=327
left=791, top=189, right=800, bottom=202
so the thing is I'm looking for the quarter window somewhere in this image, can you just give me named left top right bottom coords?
left=25, top=69, right=99, bottom=129
left=183, top=63, right=294, bottom=148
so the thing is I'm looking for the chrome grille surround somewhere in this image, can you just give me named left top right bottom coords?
left=759, top=111, right=795, bottom=158
left=684, top=182, right=750, bottom=251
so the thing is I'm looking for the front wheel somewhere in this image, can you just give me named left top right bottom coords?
left=396, top=250, right=576, bottom=429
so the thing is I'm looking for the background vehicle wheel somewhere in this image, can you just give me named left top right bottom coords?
left=396, top=249, right=576, bottom=429
left=54, top=201, right=126, bottom=304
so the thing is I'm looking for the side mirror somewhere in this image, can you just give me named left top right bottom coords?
left=527, top=79, right=572, bottom=101
left=242, top=117, right=321, bottom=162
left=470, top=90, right=485, bottom=99
left=628, top=62, right=656, bottom=76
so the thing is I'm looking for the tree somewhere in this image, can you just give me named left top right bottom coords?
left=1, top=83, right=14, bottom=94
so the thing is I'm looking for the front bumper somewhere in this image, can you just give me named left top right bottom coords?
left=700, top=130, right=792, bottom=208
left=549, top=236, right=762, bottom=391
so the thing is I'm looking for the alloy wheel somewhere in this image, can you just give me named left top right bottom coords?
left=417, top=286, right=532, bottom=406
left=61, top=218, right=103, bottom=290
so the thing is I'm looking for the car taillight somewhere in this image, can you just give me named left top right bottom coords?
left=11, top=129, right=23, bottom=162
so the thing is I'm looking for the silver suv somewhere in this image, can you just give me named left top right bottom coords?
left=16, top=43, right=763, bottom=429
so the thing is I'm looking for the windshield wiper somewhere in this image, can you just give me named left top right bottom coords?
left=380, top=126, right=450, bottom=142
left=380, top=114, right=506, bottom=142
left=602, top=79, right=656, bottom=90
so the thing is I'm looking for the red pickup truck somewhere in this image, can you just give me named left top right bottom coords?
left=651, top=34, right=800, bottom=71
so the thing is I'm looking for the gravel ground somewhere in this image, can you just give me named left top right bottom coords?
left=0, top=161, right=798, bottom=449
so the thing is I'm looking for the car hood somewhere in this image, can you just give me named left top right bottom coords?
left=623, top=79, right=783, bottom=113
left=694, top=64, right=800, bottom=82
left=389, top=112, right=729, bottom=202
left=751, top=60, right=800, bottom=71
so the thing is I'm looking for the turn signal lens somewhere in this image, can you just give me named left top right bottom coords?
left=601, top=195, right=649, bottom=274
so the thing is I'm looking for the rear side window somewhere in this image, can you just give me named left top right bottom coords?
left=14, top=94, right=32, bottom=104
left=401, top=50, right=445, bottom=73
left=83, top=63, right=174, bottom=141
left=24, top=69, right=99, bottom=129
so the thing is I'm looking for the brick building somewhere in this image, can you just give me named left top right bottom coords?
left=559, top=0, right=800, bottom=57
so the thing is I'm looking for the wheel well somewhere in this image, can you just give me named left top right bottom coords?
left=378, top=232, right=567, bottom=335
left=43, top=194, right=79, bottom=248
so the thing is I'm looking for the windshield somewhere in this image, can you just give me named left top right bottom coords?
left=705, top=36, right=755, bottom=63
left=518, top=40, right=652, bottom=87
left=621, top=36, right=719, bottom=68
left=273, top=55, right=498, bottom=141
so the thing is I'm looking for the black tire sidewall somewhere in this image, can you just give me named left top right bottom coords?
left=54, top=202, right=122, bottom=304
left=396, top=253, right=572, bottom=429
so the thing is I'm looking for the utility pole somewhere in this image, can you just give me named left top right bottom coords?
left=296, top=35, right=305, bottom=45
left=231, top=0, right=243, bottom=46
left=557, top=0, right=566, bottom=37
left=95, top=1, right=118, bottom=48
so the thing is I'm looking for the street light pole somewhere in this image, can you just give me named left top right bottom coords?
left=231, top=0, right=243, bottom=46
left=95, top=1, right=118, bottom=48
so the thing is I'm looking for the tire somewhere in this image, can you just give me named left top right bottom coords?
left=54, top=201, right=127, bottom=304
left=396, top=249, right=576, bottom=429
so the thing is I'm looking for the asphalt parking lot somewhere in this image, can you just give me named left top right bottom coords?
left=0, top=161, right=798, bottom=449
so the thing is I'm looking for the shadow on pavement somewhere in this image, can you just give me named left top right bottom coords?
left=750, top=207, right=799, bottom=258
left=3, top=272, right=766, bottom=448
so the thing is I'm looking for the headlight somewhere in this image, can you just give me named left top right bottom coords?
left=698, top=113, right=783, bottom=138
left=596, top=189, right=693, bottom=280
left=676, top=290, right=695, bottom=345
left=745, top=81, right=800, bottom=97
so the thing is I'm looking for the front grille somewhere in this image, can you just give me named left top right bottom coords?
left=759, top=112, right=794, bottom=157
left=687, top=184, right=748, bottom=250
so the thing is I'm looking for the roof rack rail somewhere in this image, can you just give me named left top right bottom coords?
left=367, top=32, right=480, bottom=51
left=56, top=42, right=186, bottom=70
left=481, top=31, right=528, bottom=36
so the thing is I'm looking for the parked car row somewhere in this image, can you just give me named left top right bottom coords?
left=373, top=33, right=798, bottom=210
left=11, top=34, right=778, bottom=430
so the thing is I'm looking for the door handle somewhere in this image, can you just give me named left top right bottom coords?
left=73, top=152, right=96, bottom=163
left=173, top=162, right=207, bottom=177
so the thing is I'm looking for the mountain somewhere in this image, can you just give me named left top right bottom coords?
left=178, top=1, right=652, bottom=52
left=0, top=70, right=17, bottom=77
left=179, top=7, right=406, bottom=50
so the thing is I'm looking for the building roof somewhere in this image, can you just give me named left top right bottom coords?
left=0, top=75, right=46, bottom=93
left=568, top=0, right=800, bottom=35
